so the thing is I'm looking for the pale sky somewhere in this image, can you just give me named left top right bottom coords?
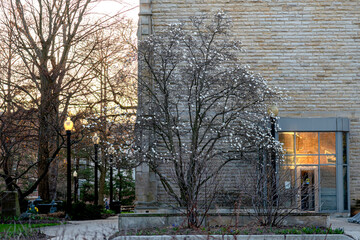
left=90, top=0, right=139, bottom=21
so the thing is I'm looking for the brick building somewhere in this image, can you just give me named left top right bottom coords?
left=136, top=0, right=360, bottom=214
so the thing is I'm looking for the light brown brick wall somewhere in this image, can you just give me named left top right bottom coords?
left=146, top=0, right=360, bottom=208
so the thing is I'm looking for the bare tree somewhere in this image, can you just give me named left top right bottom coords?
left=0, top=108, right=36, bottom=191
left=0, top=10, right=43, bottom=201
left=0, top=0, right=107, bottom=201
left=137, top=11, right=280, bottom=228
left=0, top=0, right=139, bottom=204
left=76, top=17, right=137, bottom=205
left=239, top=149, right=301, bottom=227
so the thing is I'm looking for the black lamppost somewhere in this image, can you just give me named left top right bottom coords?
left=64, top=117, right=73, bottom=215
left=108, top=146, right=115, bottom=210
left=93, top=133, right=100, bottom=205
left=268, top=105, right=279, bottom=205
left=73, top=170, right=78, bottom=203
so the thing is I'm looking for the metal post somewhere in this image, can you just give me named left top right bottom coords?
left=109, top=156, right=113, bottom=210
left=74, top=175, right=77, bottom=203
left=119, top=171, right=122, bottom=213
left=66, top=130, right=72, bottom=214
left=270, top=116, right=277, bottom=206
left=94, top=144, right=98, bottom=205
left=271, top=116, right=276, bottom=169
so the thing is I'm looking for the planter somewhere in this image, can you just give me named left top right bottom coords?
left=118, top=212, right=329, bottom=230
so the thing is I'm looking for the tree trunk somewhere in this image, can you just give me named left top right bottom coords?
left=118, top=171, right=122, bottom=203
left=49, top=159, right=58, bottom=200
left=98, top=163, right=106, bottom=206
left=4, top=176, right=15, bottom=191
left=38, top=76, right=52, bottom=201
left=38, top=114, right=50, bottom=201
left=38, top=133, right=50, bottom=201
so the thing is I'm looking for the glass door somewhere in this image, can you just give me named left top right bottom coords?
left=300, top=170, right=315, bottom=210
left=296, top=166, right=319, bottom=211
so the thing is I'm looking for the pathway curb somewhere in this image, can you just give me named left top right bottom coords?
left=113, top=234, right=353, bottom=240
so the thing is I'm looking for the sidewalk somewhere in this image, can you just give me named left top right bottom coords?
left=329, top=216, right=360, bottom=240
left=40, top=215, right=118, bottom=240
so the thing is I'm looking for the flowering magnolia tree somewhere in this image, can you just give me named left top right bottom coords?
left=137, top=11, right=281, bottom=227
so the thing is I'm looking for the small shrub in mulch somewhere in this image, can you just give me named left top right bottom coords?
left=101, top=209, right=116, bottom=219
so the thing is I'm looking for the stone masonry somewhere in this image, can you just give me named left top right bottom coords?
left=137, top=0, right=360, bottom=211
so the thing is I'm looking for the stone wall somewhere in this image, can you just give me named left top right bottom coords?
left=119, top=212, right=330, bottom=229
left=138, top=0, right=360, bottom=210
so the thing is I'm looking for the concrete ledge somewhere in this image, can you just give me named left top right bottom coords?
left=119, top=213, right=329, bottom=230
left=113, top=234, right=352, bottom=240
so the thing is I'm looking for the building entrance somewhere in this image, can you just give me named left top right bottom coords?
left=278, top=118, right=350, bottom=213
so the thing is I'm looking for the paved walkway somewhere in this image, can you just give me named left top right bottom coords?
left=329, top=216, right=360, bottom=240
left=40, top=215, right=360, bottom=240
left=40, top=215, right=118, bottom=240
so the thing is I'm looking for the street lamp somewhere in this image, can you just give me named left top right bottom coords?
left=64, top=117, right=73, bottom=215
left=73, top=170, right=78, bottom=203
left=267, top=105, right=279, bottom=119
left=93, top=133, right=100, bottom=205
left=108, top=146, right=115, bottom=210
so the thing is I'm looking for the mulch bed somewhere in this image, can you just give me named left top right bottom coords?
left=110, top=223, right=338, bottom=239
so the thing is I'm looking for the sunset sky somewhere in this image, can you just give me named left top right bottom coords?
left=91, top=0, right=139, bottom=21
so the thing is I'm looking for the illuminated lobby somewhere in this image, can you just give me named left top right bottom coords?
left=278, top=117, right=349, bottom=213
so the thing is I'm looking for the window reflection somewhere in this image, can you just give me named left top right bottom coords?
left=296, top=132, right=318, bottom=154
left=320, top=132, right=336, bottom=154
left=296, top=156, right=318, bottom=165
left=279, top=131, right=337, bottom=166
left=320, top=155, right=336, bottom=164
left=279, top=166, right=295, bottom=187
left=279, top=132, right=294, bottom=154
left=283, top=155, right=294, bottom=165
left=279, top=165, right=296, bottom=208
left=320, top=165, right=337, bottom=211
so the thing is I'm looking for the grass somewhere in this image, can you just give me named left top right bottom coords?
left=0, top=222, right=60, bottom=236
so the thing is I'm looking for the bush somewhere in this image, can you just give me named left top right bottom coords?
left=101, top=209, right=115, bottom=215
left=80, top=181, right=95, bottom=202
left=70, top=202, right=102, bottom=220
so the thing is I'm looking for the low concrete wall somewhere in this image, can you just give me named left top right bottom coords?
left=118, top=213, right=329, bottom=230
left=119, top=214, right=185, bottom=230
left=113, top=234, right=352, bottom=240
